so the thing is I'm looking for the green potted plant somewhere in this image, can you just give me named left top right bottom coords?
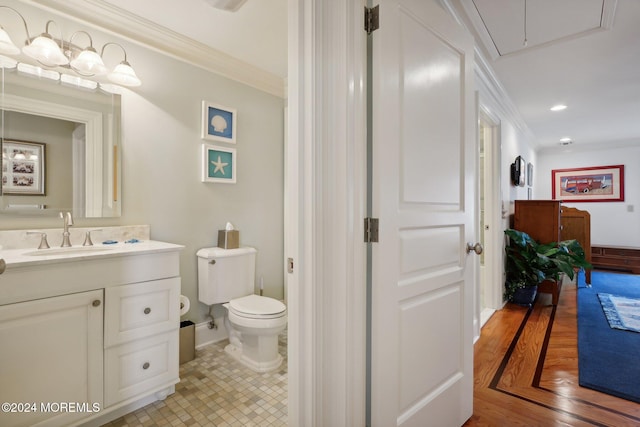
left=504, top=228, right=592, bottom=306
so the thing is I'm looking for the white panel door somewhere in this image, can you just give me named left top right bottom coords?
left=370, top=0, right=476, bottom=425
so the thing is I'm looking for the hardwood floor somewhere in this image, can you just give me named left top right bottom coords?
left=465, top=280, right=640, bottom=426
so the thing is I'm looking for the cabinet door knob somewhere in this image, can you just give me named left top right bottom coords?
left=92, top=300, right=101, bottom=307
left=144, top=307, right=151, bottom=315
left=142, top=362, right=150, bottom=370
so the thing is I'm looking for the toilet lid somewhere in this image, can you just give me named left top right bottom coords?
left=229, top=294, right=286, bottom=316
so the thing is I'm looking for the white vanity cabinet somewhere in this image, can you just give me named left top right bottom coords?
left=104, top=278, right=180, bottom=407
left=0, top=239, right=184, bottom=427
left=0, top=290, right=104, bottom=427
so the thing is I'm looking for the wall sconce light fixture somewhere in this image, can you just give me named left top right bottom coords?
left=69, top=30, right=107, bottom=76
left=22, top=20, right=69, bottom=66
left=0, top=5, right=141, bottom=88
left=101, top=42, right=141, bottom=87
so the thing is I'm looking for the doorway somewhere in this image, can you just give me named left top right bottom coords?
left=478, top=109, right=503, bottom=326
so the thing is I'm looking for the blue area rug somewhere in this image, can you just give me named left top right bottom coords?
left=598, top=293, right=640, bottom=333
left=578, top=271, right=640, bottom=403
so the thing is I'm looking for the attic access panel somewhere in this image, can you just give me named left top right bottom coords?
left=469, top=0, right=615, bottom=57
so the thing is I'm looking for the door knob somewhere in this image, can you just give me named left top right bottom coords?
left=0, top=258, right=5, bottom=275
left=466, top=242, right=483, bottom=255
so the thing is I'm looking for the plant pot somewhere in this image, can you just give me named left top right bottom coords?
left=510, top=285, right=538, bottom=307
left=538, top=279, right=561, bottom=306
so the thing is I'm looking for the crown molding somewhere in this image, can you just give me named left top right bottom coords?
left=441, top=0, right=538, bottom=146
left=473, top=50, right=537, bottom=144
left=24, top=0, right=286, bottom=98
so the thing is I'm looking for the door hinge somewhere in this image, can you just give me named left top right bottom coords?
left=364, top=217, right=379, bottom=243
left=365, top=5, right=379, bottom=34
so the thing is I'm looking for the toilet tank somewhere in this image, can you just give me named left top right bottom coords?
left=196, top=246, right=256, bottom=305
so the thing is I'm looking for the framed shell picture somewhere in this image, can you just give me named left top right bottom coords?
left=201, top=101, right=237, bottom=144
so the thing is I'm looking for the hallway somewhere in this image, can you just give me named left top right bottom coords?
left=465, top=276, right=640, bottom=426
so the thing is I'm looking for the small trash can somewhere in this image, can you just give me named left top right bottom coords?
left=179, top=320, right=195, bottom=364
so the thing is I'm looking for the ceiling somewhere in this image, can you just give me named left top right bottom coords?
left=55, top=0, right=640, bottom=150
left=451, top=0, right=640, bottom=149
left=102, top=0, right=287, bottom=79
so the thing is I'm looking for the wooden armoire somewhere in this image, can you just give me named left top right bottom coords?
left=513, top=200, right=592, bottom=304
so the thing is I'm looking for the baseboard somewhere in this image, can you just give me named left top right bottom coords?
left=480, top=308, right=496, bottom=328
left=195, top=317, right=229, bottom=349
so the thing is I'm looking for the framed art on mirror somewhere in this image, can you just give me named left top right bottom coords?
left=2, top=140, right=45, bottom=195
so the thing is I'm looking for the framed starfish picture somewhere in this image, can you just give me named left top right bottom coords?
left=202, top=144, right=236, bottom=184
left=201, top=101, right=237, bottom=143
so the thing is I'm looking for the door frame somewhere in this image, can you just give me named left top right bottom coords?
left=287, top=0, right=368, bottom=425
left=477, top=106, right=504, bottom=328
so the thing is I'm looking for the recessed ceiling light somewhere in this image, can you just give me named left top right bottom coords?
left=550, top=104, right=568, bottom=112
left=559, top=138, right=573, bottom=145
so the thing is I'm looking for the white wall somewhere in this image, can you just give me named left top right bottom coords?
left=474, top=71, right=537, bottom=225
left=473, top=61, right=539, bottom=316
left=0, top=1, right=285, bottom=323
left=500, top=120, right=537, bottom=211
left=537, top=143, right=640, bottom=246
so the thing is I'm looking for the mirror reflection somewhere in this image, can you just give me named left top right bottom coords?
left=0, top=69, right=121, bottom=218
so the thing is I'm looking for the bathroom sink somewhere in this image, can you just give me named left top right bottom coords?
left=0, top=239, right=184, bottom=306
left=23, top=246, right=114, bottom=256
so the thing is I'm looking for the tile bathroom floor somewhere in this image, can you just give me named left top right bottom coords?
left=102, top=333, right=287, bottom=427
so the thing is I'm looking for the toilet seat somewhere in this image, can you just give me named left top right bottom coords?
left=228, top=294, right=286, bottom=319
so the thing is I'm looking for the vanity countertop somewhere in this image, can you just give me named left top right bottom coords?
left=0, top=239, right=184, bottom=306
left=0, top=240, right=184, bottom=269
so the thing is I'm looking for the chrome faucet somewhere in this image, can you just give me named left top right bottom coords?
left=60, top=211, right=74, bottom=247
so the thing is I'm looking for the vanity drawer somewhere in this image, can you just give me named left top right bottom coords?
left=105, top=277, right=180, bottom=346
left=104, top=331, right=179, bottom=407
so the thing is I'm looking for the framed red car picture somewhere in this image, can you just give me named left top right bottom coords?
left=551, top=164, right=624, bottom=202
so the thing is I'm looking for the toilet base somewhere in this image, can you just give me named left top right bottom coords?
left=224, top=343, right=283, bottom=373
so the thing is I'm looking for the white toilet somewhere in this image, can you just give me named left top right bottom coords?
left=196, top=246, right=287, bottom=372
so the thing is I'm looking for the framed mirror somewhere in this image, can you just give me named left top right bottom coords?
left=0, top=69, right=121, bottom=218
